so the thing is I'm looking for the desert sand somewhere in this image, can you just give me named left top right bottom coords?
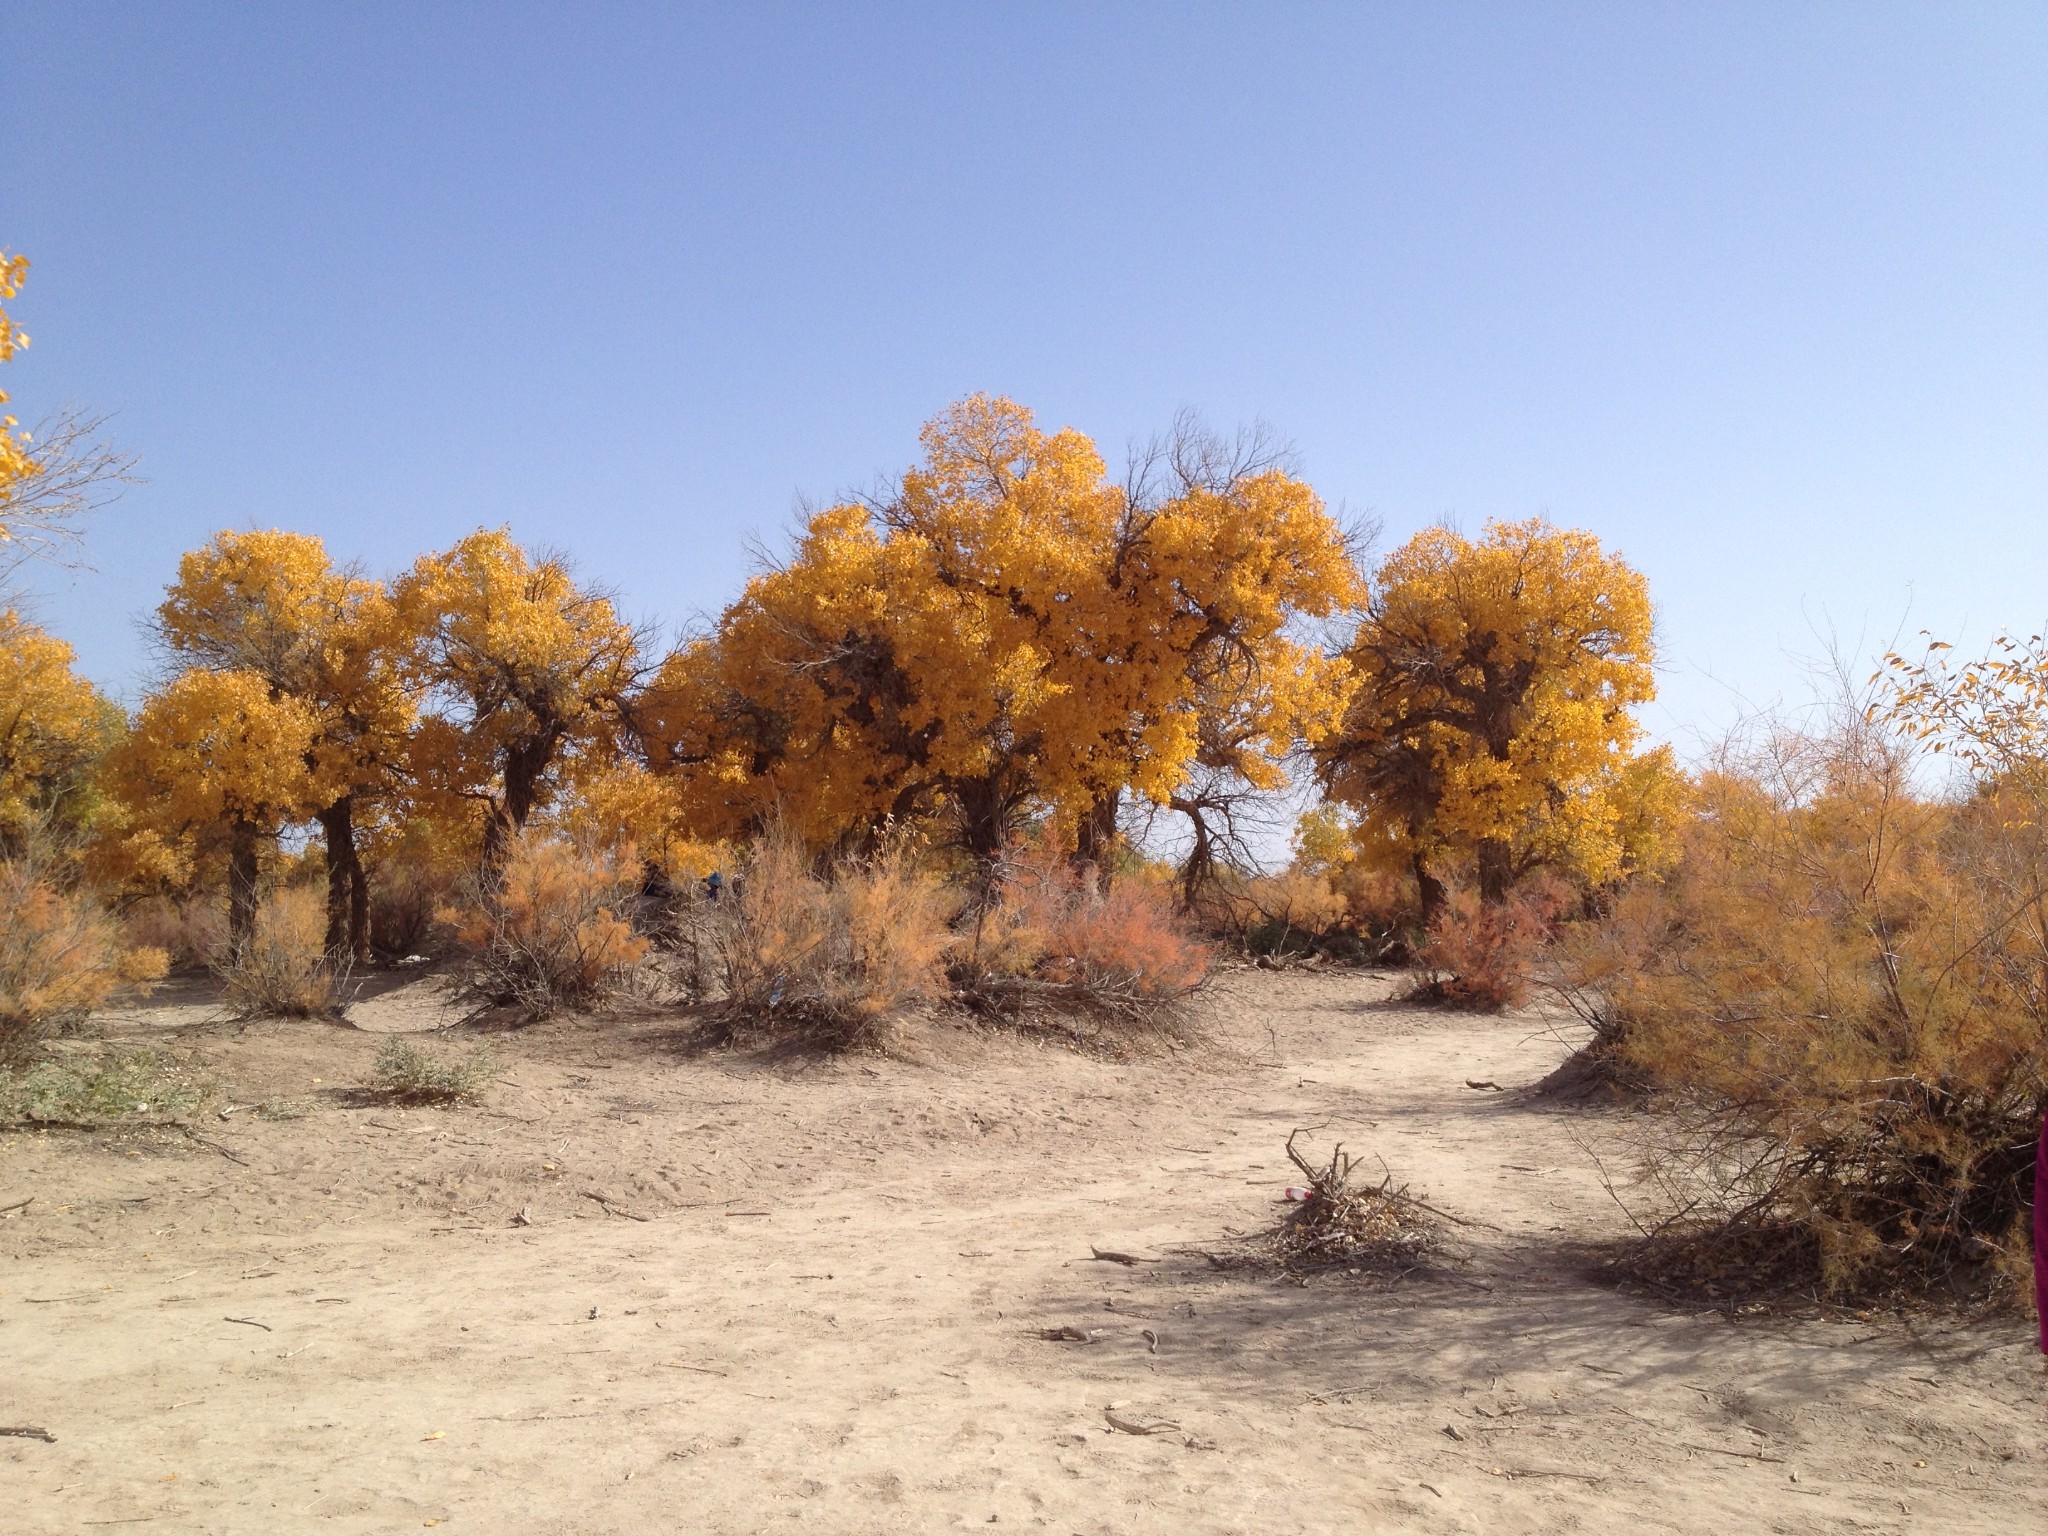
left=4, top=968, right=2043, bottom=1534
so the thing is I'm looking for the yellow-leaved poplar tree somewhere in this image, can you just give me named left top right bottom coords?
left=0, top=610, right=122, bottom=849
left=636, top=397, right=1361, bottom=880
left=396, top=530, right=642, bottom=880
left=1316, top=518, right=1658, bottom=916
left=108, top=670, right=323, bottom=959
left=0, top=251, right=32, bottom=521
left=156, top=530, right=415, bottom=959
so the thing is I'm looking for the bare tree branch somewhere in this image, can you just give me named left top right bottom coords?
left=0, top=407, right=140, bottom=589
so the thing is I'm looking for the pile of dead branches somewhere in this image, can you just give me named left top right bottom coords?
left=1270, top=1129, right=1443, bottom=1274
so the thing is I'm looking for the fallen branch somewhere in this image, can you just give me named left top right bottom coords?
left=580, top=1191, right=650, bottom=1222
left=1087, top=1247, right=1156, bottom=1266
left=0, top=1426, right=56, bottom=1442
left=1104, top=1407, right=1182, bottom=1436
left=223, top=1316, right=272, bottom=1332
left=181, top=1129, right=251, bottom=1167
left=1682, top=1442, right=1785, bottom=1464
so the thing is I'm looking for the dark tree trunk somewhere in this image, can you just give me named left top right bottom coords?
left=227, top=816, right=261, bottom=964
left=1413, top=850, right=1447, bottom=931
left=1073, top=787, right=1121, bottom=894
left=481, top=726, right=566, bottom=889
left=1476, top=837, right=1514, bottom=907
left=950, top=774, right=1020, bottom=909
left=350, top=857, right=370, bottom=963
left=479, top=802, right=515, bottom=891
left=1178, top=804, right=1216, bottom=912
left=316, top=796, right=368, bottom=962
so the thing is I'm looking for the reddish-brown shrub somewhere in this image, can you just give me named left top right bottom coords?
left=963, top=850, right=1211, bottom=1033
left=1413, top=887, right=1558, bottom=1010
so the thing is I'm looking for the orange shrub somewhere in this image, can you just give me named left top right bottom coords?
left=218, top=884, right=342, bottom=1018
left=715, top=827, right=954, bottom=1046
left=1563, top=719, right=2048, bottom=1300
left=1208, top=869, right=1348, bottom=957
left=123, top=893, right=228, bottom=969
left=1413, top=886, right=1558, bottom=1010
left=0, top=862, right=165, bottom=1059
left=459, top=833, right=653, bottom=1019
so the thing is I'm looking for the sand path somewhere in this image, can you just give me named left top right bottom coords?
left=3, top=970, right=2043, bottom=1532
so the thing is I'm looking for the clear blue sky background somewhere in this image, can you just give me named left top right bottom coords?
left=5, top=3, right=2044, bottom=753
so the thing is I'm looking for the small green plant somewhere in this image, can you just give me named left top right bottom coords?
left=372, top=1036, right=498, bottom=1104
left=0, top=1050, right=213, bottom=1126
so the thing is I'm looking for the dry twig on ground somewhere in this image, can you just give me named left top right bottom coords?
left=1271, top=1128, right=1442, bottom=1274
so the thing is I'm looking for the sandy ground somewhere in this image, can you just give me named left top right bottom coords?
left=4, top=968, right=2045, bottom=1534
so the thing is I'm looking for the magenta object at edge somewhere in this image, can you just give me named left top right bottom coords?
left=2036, top=1112, right=2048, bottom=1355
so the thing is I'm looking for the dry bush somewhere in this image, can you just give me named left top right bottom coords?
left=364, top=809, right=484, bottom=958
left=1206, top=869, right=1346, bottom=957
left=1565, top=719, right=2047, bottom=1304
left=962, top=850, right=1211, bottom=1035
left=369, top=855, right=459, bottom=958
left=218, top=884, right=345, bottom=1019
left=456, top=833, right=654, bottom=1020
left=1192, top=860, right=1412, bottom=965
left=714, top=828, right=954, bottom=1047
left=372, top=1036, right=498, bottom=1104
left=1327, top=860, right=1419, bottom=957
left=122, top=894, right=228, bottom=970
left=0, top=860, right=165, bottom=1062
left=1412, top=885, right=1558, bottom=1010
left=1271, top=1129, right=1442, bottom=1274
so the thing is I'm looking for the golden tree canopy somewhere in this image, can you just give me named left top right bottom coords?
left=156, top=529, right=414, bottom=803
left=110, top=669, right=324, bottom=835
left=396, top=529, right=641, bottom=863
left=0, top=610, right=120, bottom=841
left=1318, top=517, right=1658, bottom=903
left=638, top=396, right=1361, bottom=859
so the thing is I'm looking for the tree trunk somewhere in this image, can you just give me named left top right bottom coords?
left=479, top=802, right=515, bottom=891
left=1178, top=805, right=1216, bottom=912
left=227, top=816, right=261, bottom=964
left=1073, top=787, right=1121, bottom=893
left=481, top=726, right=564, bottom=889
left=316, top=796, right=367, bottom=961
left=949, top=774, right=1016, bottom=908
left=1476, top=837, right=1514, bottom=906
left=349, top=856, right=371, bottom=964
left=1413, top=850, right=1447, bottom=931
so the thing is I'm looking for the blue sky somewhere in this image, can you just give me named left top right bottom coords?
left=5, top=3, right=2044, bottom=752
